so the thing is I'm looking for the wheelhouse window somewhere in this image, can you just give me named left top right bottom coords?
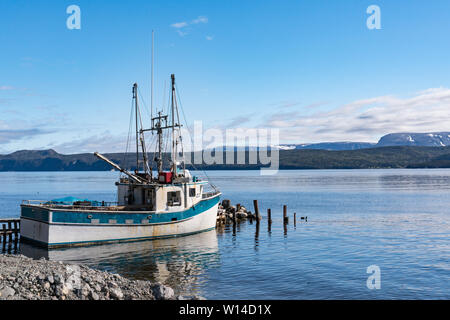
left=167, top=191, right=181, bottom=206
left=189, top=188, right=196, bottom=197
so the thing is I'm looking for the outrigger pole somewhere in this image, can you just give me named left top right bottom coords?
left=94, top=152, right=146, bottom=184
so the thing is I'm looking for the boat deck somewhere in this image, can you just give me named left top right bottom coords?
left=22, top=201, right=151, bottom=212
left=21, top=191, right=221, bottom=212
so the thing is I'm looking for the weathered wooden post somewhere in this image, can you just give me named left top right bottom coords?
left=284, top=221, right=288, bottom=236
left=2, top=224, right=6, bottom=251
left=283, top=205, right=289, bottom=224
left=13, top=220, right=19, bottom=251
left=253, top=200, right=261, bottom=223
left=294, top=213, right=297, bottom=227
left=7, top=221, right=13, bottom=244
left=222, top=199, right=231, bottom=209
left=267, top=208, right=272, bottom=233
left=236, top=203, right=241, bottom=212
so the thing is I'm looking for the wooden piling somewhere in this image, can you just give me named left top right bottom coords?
left=1, top=219, right=20, bottom=252
left=2, top=224, right=6, bottom=251
left=283, top=205, right=289, bottom=224
left=267, top=208, right=272, bottom=224
left=7, top=221, right=13, bottom=243
left=294, top=213, right=297, bottom=227
left=13, top=220, right=19, bottom=247
left=222, top=199, right=231, bottom=209
left=253, top=200, right=261, bottom=222
left=13, top=220, right=18, bottom=236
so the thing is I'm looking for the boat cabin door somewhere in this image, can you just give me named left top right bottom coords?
left=144, top=188, right=154, bottom=209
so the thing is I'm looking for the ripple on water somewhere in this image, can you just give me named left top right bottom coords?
left=1, top=169, right=449, bottom=299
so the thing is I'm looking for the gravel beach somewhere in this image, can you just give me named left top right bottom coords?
left=0, top=254, right=201, bottom=300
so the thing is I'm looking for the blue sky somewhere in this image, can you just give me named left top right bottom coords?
left=1, top=0, right=450, bottom=153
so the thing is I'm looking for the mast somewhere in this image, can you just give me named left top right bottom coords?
left=157, top=111, right=163, bottom=173
left=133, top=83, right=139, bottom=172
left=141, top=75, right=182, bottom=176
left=171, top=74, right=176, bottom=175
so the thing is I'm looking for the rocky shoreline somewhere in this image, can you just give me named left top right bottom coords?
left=216, top=199, right=257, bottom=224
left=0, top=254, right=203, bottom=300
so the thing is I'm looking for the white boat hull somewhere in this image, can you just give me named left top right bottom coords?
left=20, top=195, right=220, bottom=248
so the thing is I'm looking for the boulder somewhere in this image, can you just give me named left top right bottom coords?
left=152, top=283, right=174, bottom=300
left=0, top=286, right=15, bottom=299
left=109, top=287, right=124, bottom=300
left=236, top=211, right=248, bottom=219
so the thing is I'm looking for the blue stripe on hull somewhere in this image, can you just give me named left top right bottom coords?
left=21, top=206, right=49, bottom=222
left=21, top=195, right=220, bottom=225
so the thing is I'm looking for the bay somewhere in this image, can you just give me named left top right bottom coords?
left=1, top=169, right=449, bottom=299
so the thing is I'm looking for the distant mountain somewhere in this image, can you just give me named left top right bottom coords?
left=2, top=132, right=450, bottom=171
left=276, top=142, right=376, bottom=151
left=2, top=146, right=450, bottom=171
left=274, top=132, right=450, bottom=151
left=377, top=132, right=450, bottom=147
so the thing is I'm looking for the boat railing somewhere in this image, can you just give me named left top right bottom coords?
left=21, top=200, right=119, bottom=208
left=202, top=190, right=221, bottom=199
left=21, top=200, right=51, bottom=205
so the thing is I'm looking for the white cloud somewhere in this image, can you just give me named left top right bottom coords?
left=171, top=21, right=188, bottom=29
left=49, top=132, right=128, bottom=154
left=171, top=16, right=208, bottom=36
left=0, top=127, right=53, bottom=145
left=176, top=29, right=189, bottom=37
left=192, top=16, right=208, bottom=24
left=0, top=86, right=14, bottom=90
left=263, top=87, right=450, bottom=143
left=206, top=35, right=214, bottom=41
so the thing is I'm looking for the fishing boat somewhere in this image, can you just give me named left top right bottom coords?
left=20, top=74, right=221, bottom=248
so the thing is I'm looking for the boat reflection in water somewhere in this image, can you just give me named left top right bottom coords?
left=20, top=229, right=220, bottom=297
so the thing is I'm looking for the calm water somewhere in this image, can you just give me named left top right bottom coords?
left=1, top=169, right=449, bottom=299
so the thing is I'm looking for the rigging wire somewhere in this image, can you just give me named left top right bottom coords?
left=119, top=76, right=218, bottom=193
left=175, top=84, right=218, bottom=191
left=137, top=87, right=156, bottom=173
left=122, top=98, right=136, bottom=174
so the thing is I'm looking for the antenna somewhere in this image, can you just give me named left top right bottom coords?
left=151, top=30, right=154, bottom=123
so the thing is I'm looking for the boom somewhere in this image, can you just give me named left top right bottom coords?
left=94, top=152, right=146, bottom=184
